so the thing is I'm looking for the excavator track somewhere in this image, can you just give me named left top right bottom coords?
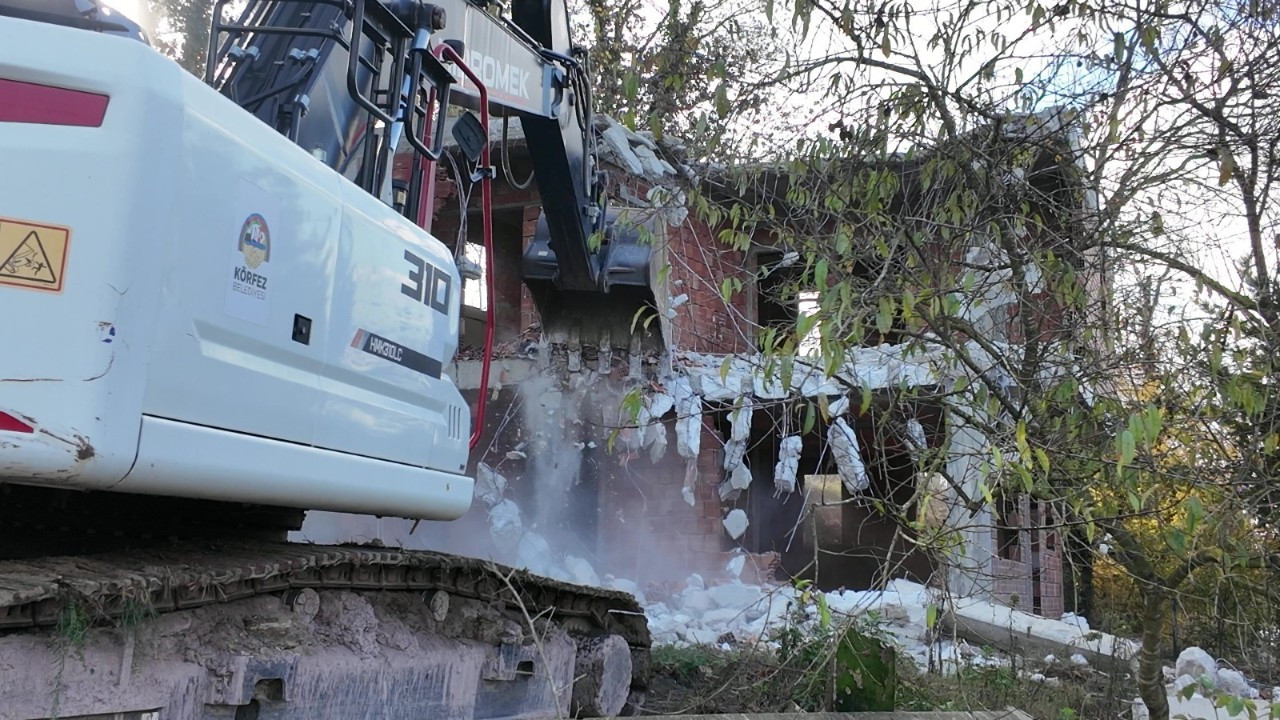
left=0, top=541, right=652, bottom=719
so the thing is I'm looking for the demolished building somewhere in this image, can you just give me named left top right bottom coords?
left=297, top=109, right=1097, bottom=622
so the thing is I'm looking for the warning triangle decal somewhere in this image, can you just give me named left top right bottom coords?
left=0, top=231, right=57, bottom=284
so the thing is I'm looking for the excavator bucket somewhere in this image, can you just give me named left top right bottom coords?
left=522, top=206, right=667, bottom=363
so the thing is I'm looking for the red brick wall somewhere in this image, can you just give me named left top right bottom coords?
left=662, top=220, right=752, bottom=354
left=598, top=416, right=738, bottom=586
left=990, top=495, right=1064, bottom=618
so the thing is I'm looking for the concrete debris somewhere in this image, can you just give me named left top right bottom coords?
left=505, top=450, right=527, bottom=460
left=729, top=399, right=753, bottom=442
left=600, top=122, right=646, bottom=176
left=564, top=555, right=602, bottom=587
left=645, top=421, right=669, bottom=463
left=774, top=436, right=802, bottom=494
left=906, top=417, right=927, bottom=456
left=719, top=462, right=752, bottom=501
left=674, top=378, right=702, bottom=459
left=723, top=509, right=749, bottom=539
left=1175, top=646, right=1217, bottom=682
left=677, top=345, right=948, bottom=402
left=603, top=576, right=646, bottom=605
left=631, top=144, right=670, bottom=179
left=488, top=499, right=523, bottom=547
left=724, top=440, right=746, bottom=473
left=475, top=463, right=508, bottom=508
left=828, top=417, right=870, bottom=493
left=1069, top=653, right=1089, bottom=667
left=1217, top=668, right=1255, bottom=698
left=648, top=392, right=675, bottom=419
left=725, top=554, right=746, bottom=579
left=682, top=459, right=698, bottom=507
left=942, top=595, right=1140, bottom=673
left=828, top=395, right=850, bottom=417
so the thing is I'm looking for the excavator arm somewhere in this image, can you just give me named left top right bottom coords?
left=205, top=0, right=654, bottom=303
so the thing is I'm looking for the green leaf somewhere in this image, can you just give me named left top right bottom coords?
left=881, top=30, right=891, bottom=57
left=1014, top=66, right=1024, bottom=84
left=714, top=83, right=730, bottom=118
left=803, top=402, right=816, bottom=434
left=1118, top=429, right=1135, bottom=466
left=815, top=258, right=829, bottom=289
left=926, top=604, right=938, bottom=630
left=1127, top=490, right=1142, bottom=513
left=978, top=481, right=995, bottom=510
left=1034, top=448, right=1050, bottom=476
left=720, top=277, right=735, bottom=302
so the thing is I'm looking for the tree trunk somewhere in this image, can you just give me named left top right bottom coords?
left=1137, top=588, right=1170, bottom=720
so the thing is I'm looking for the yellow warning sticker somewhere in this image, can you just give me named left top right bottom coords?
left=0, top=216, right=70, bottom=293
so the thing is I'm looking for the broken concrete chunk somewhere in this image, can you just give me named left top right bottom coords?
left=829, top=417, right=870, bottom=493
left=488, top=499, right=526, bottom=554
left=828, top=395, right=850, bottom=417
left=645, top=421, right=669, bottom=463
left=564, top=555, right=602, bottom=587
left=729, top=399, right=753, bottom=442
left=648, top=392, right=675, bottom=419
left=774, top=435, right=802, bottom=494
left=682, top=459, right=698, bottom=507
left=906, top=417, right=927, bottom=458
left=1176, top=647, right=1217, bottom=682
left=475, top=462, right=508, bottom=508
left=675, top=398, right=702, bottom=458
left=1217, top=668, right=1255, bottom=698
left=729, top=462, right=751, bottom=491
left=725, top=554, right=746, bottom=579
left=723, top=439, right=746, bottom=473
left=707, top=582, right=762, bottom=609
left=600, top=123, right=646, bottom=176
left=723, top=509, right=749, bottom=539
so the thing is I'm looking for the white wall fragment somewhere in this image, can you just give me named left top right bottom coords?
left=774, top=436, right=802, bottom=494
left=723, top=509, right=749, bottom=539
left=829, top=417, right=870, bottom=493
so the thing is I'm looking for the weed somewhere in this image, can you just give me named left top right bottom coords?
left=55, top=600, right=90, bottom=648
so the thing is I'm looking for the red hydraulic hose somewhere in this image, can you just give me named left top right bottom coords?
left=430, top=44, right=494, bottom=452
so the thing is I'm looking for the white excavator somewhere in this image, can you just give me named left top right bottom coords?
left=0, top=1, right=657, bottom=717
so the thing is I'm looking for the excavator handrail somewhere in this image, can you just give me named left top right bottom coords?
left=427, top=43, right=496, bottom=452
